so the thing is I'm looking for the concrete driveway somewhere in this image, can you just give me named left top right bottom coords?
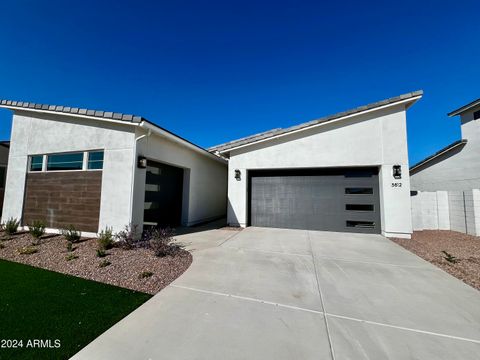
left=72, top=227, right=480, bottom=359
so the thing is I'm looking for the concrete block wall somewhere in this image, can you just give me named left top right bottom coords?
left=412, top=189, right=480, bottom=236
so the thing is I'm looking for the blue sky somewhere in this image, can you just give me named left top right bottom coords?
left=0, top=0, right=478, bottom=165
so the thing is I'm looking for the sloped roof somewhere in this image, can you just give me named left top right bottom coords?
left=209, top=90, right=423, bottom=153
left=0, top=99, right=144, bottom=123
left=0, top=100, right=226, bottom=163
left=410, top=139, right=468, bottom=173
left=448, top=98, right=480, bottom=117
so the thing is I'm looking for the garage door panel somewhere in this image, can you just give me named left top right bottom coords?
left=249, top=168, right=381, bottom=234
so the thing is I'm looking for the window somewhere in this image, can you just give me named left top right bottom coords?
left=47, top=153, right=84, bottom=171
left=345, top=187, right=373, bottom=195
left=346, top=204, right=374, bottom=211
left=88, top=151, right=104, bottom=170
left=30, top=155, right=43, bottom=172
left=346, top=220, right=375, bottom=229
left=0, top=166, right=6, bottom=188
left=474, top=110, right=480, bottom=120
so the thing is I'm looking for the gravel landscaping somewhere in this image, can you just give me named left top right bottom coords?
left=0, top=231, right=192, bottom=295
left=391, top=230, right=480, bottom=291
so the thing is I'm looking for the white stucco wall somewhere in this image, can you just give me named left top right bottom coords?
left=226, top=104, right=413, bottom=238
left=2, top=111, right=228, bottom=235
left=1, top=111, right=136, bottom=233
left=410, top=108, right=480, bottom=191
left=132, top=128, right=227, bottom=231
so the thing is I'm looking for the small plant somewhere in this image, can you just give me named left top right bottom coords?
left=18, top=246, right=38, bottom=255
left=29, top=220, right=46, bottom=242
left=61, top=225, right=82, bottom=243
left=115, top=224, right=146, bottom=250
left=0, top=222, right=5, bottom=232
left=96, top=249, right=107, bottom=258
left=65, top=253, right=78, bottom=261
left=99, top=260, right=111, bottom=268
left=66, top=241, right=73, bottom=252
left=4, top=218, right=20, bottom=235
left=139, top=271, right=153, bottom=279
left=149, top=227, right=183, bottom=257
left=97, top=227, right=114, bottom=251
left=442, top=250, right=459, bottom=264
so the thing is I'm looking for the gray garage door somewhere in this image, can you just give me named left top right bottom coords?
left=249, top=168, right=381, bottom=234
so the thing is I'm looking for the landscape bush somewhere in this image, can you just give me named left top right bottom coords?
left=4, top=218, right=20, bottom=235
left=139, top=271, right=153, bottom=279
left=29, top=220, right=46, bottom=242
left=115, top=224, right=147, bottom=250
left=61, top=225, right=82, bottom=243
left=99, top=260, right=111, bottom=268
left=65, top=253, right=78, bottom=261
left=97, top=227, right=114, bottom=251
left=18, top=246, right=38, bottom=255
left=148, top=227, right=183, bottom=257
left=96, top=249, right=107, bottom=258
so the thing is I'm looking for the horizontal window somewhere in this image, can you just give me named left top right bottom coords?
left=346, top=204, right=374, bottom=211
left=345, top=187, right=373, bottom=195
left=29, top=150, right=104, bottom=172
left=30, top=155, right=43, bottom=172
left=346, top=220, right=375, bottom=229
left=344, top=170, right=374, bottom=178
left=88, top=151, right=104, bottom=170
left=47, top=153, right=84, bottom=171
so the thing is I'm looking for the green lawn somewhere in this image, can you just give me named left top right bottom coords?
left=0, top=259, right=152, bottom=360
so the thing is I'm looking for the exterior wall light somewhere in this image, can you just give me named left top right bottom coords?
left=393, top=165, right=402, bottom=179
left=138, top=156, right=148, bottom=169
left=235, top=169, right=241, bottom=181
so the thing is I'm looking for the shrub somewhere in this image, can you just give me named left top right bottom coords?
left=139, top=271, right=153, bottom=279
left=5, top=218, right=20, bottom=235
left=115, top=224, right=146, bottom=250
left=18, top=246, right=38, bottom=255
left=96, top=249, right=107, bottom=258
left=0, top=222, right=4, bottom=232
left=99, top=260, right=111, bottom=268
left=66, top=241, right=73, bottom=252
left=65, top=253, right=78, bottom=261
left=61, top=225, right=82, bottom=243
left=442, top=250, right=459, bottom=264
left=97, top=227, right=114, bottom=251
left=149, top=227, right=183, bottom=257
left=29, top=220, right=46, bottom=241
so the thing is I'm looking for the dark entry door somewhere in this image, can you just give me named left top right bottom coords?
left=144, top=160, right=184, bottom=228
left=249, top=167, right=381, bottom=234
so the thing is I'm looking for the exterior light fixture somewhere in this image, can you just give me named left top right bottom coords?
left=393, top=165, right=402, bottom=179
left=235, top=169, right=241, bottom=181
left=138, top=156, right=148, bottom=169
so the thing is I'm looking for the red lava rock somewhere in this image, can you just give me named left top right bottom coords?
left=0, top=231, right=192, bottom=295
left=391, top=230, right=480, bottom=291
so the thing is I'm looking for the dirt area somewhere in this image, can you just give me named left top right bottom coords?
left=0, top=231, right=192, bottom=295
left=391, top=230, right=480, bottom=291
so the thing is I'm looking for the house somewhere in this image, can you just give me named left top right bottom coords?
left=410, top=98, right=480, bottom=235
left=210, top=91, right=423, bottom=239
left=0, top=141, right=9, bottom=218
left=0, top=101, right=227, bottom=235
left=410, top=98, right=480, bottom=190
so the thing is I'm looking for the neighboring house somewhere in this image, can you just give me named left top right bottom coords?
left=410, top=98, right=480, bottom=235
left=210, top=91, right=422, bottom=239
left=0, top=101, right=227, bottom=235
left=0, top=141, right=9, bottom=218
left=410, top=98, right=480, bottom=191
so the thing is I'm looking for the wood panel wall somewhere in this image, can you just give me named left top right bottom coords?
left=23, top=171, right=102, bottom=233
